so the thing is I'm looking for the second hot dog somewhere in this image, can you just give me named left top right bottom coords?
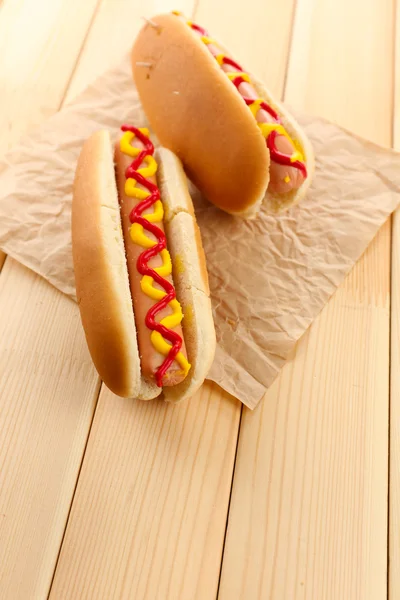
left=182, top=17, right=305, bottom=195
left=132, top=13, right=315, bottom=218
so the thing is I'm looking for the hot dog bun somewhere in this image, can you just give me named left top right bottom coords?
left=246, top=73, right=314, bottom=212
left=157, top=148, right=215, bottom=402
left=72, top=130, right=216, bottom=402
left=131, top=13, right=314, bottom=218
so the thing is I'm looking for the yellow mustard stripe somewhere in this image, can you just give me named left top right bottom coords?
left=120, top=129, right=150, bottom=156
left=192, top=32, right=306, bottom=168
left=290, top=151, right=304, bottom=163
left=125, top=179, right=149, bottom=199
left=200, top=35, right=217, bottom=45
left=120, top=128, right=190, bottom=377
left=248, top=98, right=263, bottom=117
left=226, top=71, right=250, bottom=83
left=143, top=199, right=163, bottom=223
left=141, top=275, right=165, bottom=299
left=258, top=122, right=304, bottom=163
left=151, top=333, right=190, bottom=373
left=151, top=296, right=190, bottom=373
left=160, top=298, right=182, bottom=329
left=258, top=122, right=286, bottom=138
left=142, top=276, right=190, bottom=373
left=154, top=249, right=172, bottom=277
left=130, top=222, right=155, bottom=247
left=137, top=154, right=157, bottom=178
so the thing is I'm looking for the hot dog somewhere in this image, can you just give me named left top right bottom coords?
left=72, top=126, right=215, bottom=401
left=132, top=13, right=315, bottom=218
left=115, top=126, right=189, bottom=388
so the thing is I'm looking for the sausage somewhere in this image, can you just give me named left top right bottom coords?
left=114, top=130, right=188, bottom=386
left=180, top=17, right=305, bottom=195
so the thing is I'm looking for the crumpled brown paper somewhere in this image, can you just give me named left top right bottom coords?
left=1, top=55, right=400, bottom=409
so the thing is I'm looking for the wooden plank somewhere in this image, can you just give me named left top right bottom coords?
left=50, top=386, right=239, bottom=599
left=65, top=0, right=196, bottom=101
left=0, top=261, right=99, bottom=599
left=389, top=1, right=400, bottom=596
left=390, top=222, right=400, bottom=596
left=393, top=0, right=400, bottom=150
left=219, top=0, right=393, bottom=598
left=0, top=0, right=99, bottom=269
left=0, top=0, right=100, bottom=155
left=49, top=1, right=296, bottom=597
left=1, top=2, right=216, bottom=599
left=0, top=1, right=101, bottom=597
left=195, top=0, right=295, bottom=97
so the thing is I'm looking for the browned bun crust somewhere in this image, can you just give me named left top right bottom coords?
left=72, top=131, right=142, bottom=398
left=132, top=13, right=270, bottom=218
left=156, top=148, right=216, bottom=403
left=72, top=131, right=215, bottom=402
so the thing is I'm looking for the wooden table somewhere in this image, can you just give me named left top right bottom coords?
left=0, top=0, right=398, bottom=598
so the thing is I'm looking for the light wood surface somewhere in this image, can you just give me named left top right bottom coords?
left=0, top=0, right=100, bottom=305
left=50, top=3, right=241, bottom=598
left=49, top=2, right=294, bottom=597
left=390, top=0, right=400, bottom=595
left=0, top=0, right=397, bottom=599
left=0, top=0, right=100, bottom=154
left=0, top=260, right=99, bottom=599
left=219, top=0, right=393, bottom=598
left=50, top=385, right=239, bottom=599
left=64, top=0, right=194, bottom=102
left=390, top=213, right=400, bottom=596
left=0, top=2, right=102, bottom=597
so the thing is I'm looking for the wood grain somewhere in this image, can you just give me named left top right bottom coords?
left=389, top=1, right=400, bottom=596
left=64, top=0, right=195, bottom=102
left=285, top=0, right=393, bottom=144
left=50, top=385, right=239, bottom=599
left=49, top=1, right=296, bottom=598
left=0, top=0, right=395, bottom=598
left=390, top=218, right=400, bottom=598
left=393, top=0, right=400, bottom=149
left=0, top=1, right=101, bottom=598
left=219, top=0, right=393, bottom=597
left=50, top=3, right=238, bottom=599
left=0, top=260, right=99, bottom=599
left=0, top=0, right=100, bottom=154
left=194, top=0, right=295, bottom=97
left=1, top=4, right=207, bottom=598
left=0, top=0, right=99, bottom=284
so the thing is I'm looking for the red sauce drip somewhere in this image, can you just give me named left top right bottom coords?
left=188, top=22, right=307, bottom=179
left=267, top=130, right=307, bottom=178
left=219, top=55, right=243, bottom=71
left=230, top=75, right=280, bottom=121
left=121, top=125, right=183, bottom=387
left=190, top=22, right=208, bottom=35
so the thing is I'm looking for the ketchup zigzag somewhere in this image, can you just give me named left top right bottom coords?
left=175, top=13, right=308, bottom=181
left=121, top=125, right=189, bottom=387
left=224, top=67, right=307, bottom=178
